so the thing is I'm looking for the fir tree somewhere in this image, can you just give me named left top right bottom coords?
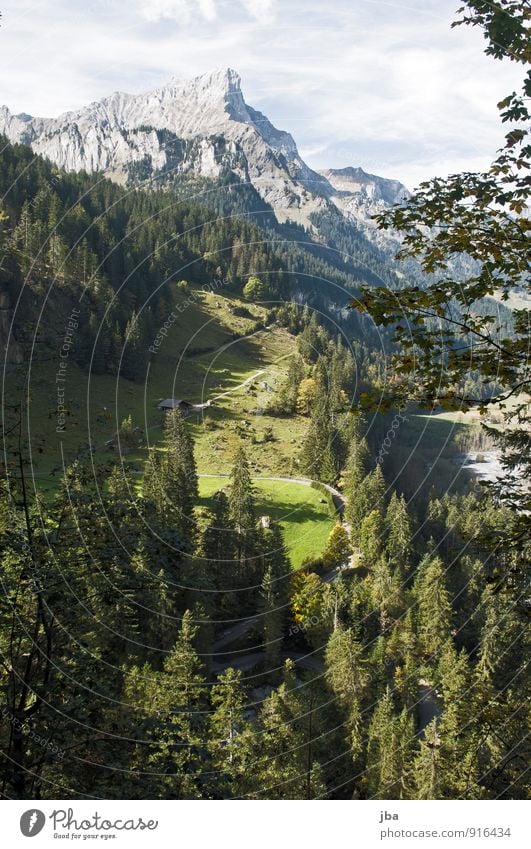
left=325, top=627, right=368, bottom=762
left=413, top=719, right=442, bottom=799
left=385, top=492, right=414, bottom=576
left=414, top=555, right=453, bottom=660
left=359, top=509, right=385, bottom=566
left=366, top=689, right=414, bottom=799
left=209, top=667, right=249, bottom=797
left=163, top=408, right=198, bottom=500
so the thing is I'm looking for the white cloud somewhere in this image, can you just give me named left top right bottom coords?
left=137, top=0, right=273, bottom=24
left=139, top=0, right=217, bottom=23
left=240, top=0, right=276, bottom=23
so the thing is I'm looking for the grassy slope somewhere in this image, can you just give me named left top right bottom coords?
left=13, top=286, right=327, bottom=562
left=15, top=290, right=297, bottom=483
left=198, top=476, right=334, bottom=569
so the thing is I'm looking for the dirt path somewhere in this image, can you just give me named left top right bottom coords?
left=210, top=368, right=266, bottom=403
left=208, top=348, right=292, bottom=404
left=213, top=616, right=261, bottom=653
left=201, top=323, right=292, bottom=404
left=211, top=649, right=324, bottom=677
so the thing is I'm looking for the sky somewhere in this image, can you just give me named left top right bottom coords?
left=0, top=0, right=523, bottom=188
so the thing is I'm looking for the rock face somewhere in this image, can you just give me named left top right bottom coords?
left=321, top=166, right=408, bottom=206
left=0, top=68, right=405, bottom=236
left=320, top=167, right=409, bottom=247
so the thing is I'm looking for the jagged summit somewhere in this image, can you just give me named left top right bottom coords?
left=0, top=68, right=330, bottom=220
left=0, top=67, right=268, bottom=151
left=0, top=69, right=403, bottom=235
left=181, top=66, right=242, bottom=92
left=320, top=166, right=409, bottom=205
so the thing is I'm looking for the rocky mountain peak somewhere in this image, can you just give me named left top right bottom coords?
left=321, top=166, right=409, bottom=205
left=180, top=66, right=242, bottom=94
left=0, top=70, right=405, bottom=240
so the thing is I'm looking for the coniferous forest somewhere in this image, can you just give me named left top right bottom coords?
left=0, top=0, right=529, bottom=806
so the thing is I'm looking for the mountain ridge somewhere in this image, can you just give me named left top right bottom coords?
left=0, top=68, right=405, bottom=240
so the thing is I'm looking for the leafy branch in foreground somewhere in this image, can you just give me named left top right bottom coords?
left=354, top=0, right=530, bottom=571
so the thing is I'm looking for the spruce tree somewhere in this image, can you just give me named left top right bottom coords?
left=325, top=627, right=368, bottom=762
left=229, top=444, right=255, bottom=535
left=413, top=719, right=442, bottom=799
left=148, top=610, right=208, bottom=797
left=370, top=555, right=401, bottom=634
left=259, top=523, right=290, bottom=670
left=385, top=492, right=414, bottom=576
left=434, top=639, right=480, bottom=798
left=164, top=408, right=198, bottom=499
left=299, top=392, right=337, bottom=484
left=344, top=435, right=371, bottom=540
left=198, top=490, right=237, bottom=593
left=142, top=409, right=198, bottom=543
left=364, top=464, right=387, bottom=516
left=366, top=689, right=414, bottom=799
left=299, top=358, right=339, bottom=484
left=359, top=509, right=385, bottom=566
left=248, top=661, right=327, bottom=799
left=228, top=444, right=259, bottom=594
left=121, top=311, right=145, bottom=381
left=209, top=667, right=249, bottom=797
left=413, top=555, right=453, bottom=660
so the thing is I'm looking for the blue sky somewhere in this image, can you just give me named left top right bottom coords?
left=0, top=0, right=522, bottom=187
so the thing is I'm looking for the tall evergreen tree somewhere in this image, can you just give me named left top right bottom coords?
left=413, top=555, right=453, bottom=660
left=164, top=408, right=198, bottom=500
left=359, top=509, right=385, bottom=566
left=259, top=523, right=290, bottom=671
left=325, top=627, right=368, bottom=763
left=299, top=377, right=337, bottom=484
left=145, top=610, right=208, bottom=797
left=413, top=719, right=442, bottom=800
left=364, top=464, right=387, bottom=517
left=209, top=667, right=249, bottom=797
left=366, top=689, right=414, bottom=799
left=142, top=408, right=198, bottom=543
left=197, top=490, right=237, bottom=594
left=385, top=492, right=414, bottom=576
left=228, top=444, right=258, bottom=594
left=344, top=433, right=371, bottom=540
left=434, top=639, right=480, bottom=798
left=247, top=661, right=327, bottom=799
